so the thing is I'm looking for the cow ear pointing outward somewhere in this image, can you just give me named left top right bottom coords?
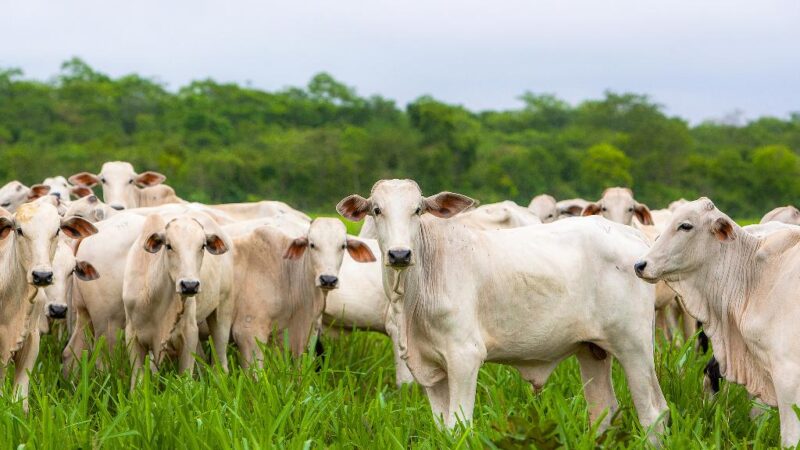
left=634, top=203, right=654, bottom=225
left=135, top=171, right=166, bottom=188
left=144, top=233, right=166, bottom=253
left=582, top=203, right=602, bottom=216
left=336, top=195, right=371, bottom=222
left=284, top=237, right=309, bottom=260
left=423, top=192, right=475, bottom=218
left=711, top=217, right=736, bottom=242
left=74, top=261, right=100, bottom=281
left=346, top=238, right=376, bottom=263
left=61, top=217, right=98, bottom=239
left=204, top=234, right=229, bottom=255
left=0, top=217, right=14, bottom=240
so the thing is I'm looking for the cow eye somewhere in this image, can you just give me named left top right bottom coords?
left=100, top=177, right=106, bottom=184
left=373, top=207, right=381, bottom=216
left=166, top=243, right=173, bottom=250
left=678, top=223, right=693, bottom=231
left=1, top=202, right=9, bottom=207
left=129, top=179, right=134, bottom=184
left=414, top=207, right=421, bottom=215
left=546, top=214, right=553, bottom=218
left=341, top=244, right=346, bottom=249
left=601, top=207, right=607, bottom=212
left=309, top=243, right=316, bottom=249
left=55, top=229, right=60, bottom=237
left=16, top=228, right=23, bottom=237
left=628, top=207, right=634, bottom=212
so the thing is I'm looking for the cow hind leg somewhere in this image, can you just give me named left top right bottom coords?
left=772, top=367, right=800, bottom=447
left=576, top=345, right=618, bottom=433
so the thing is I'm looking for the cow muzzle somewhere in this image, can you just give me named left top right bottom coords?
left=318, top=274, right=339, bottom=290
left=178, top=279, right=201, bottom=296
left=110, top=204, right=125, bottom=211
left=32, top=270, right=54, bottom=286
left=634, top=260, right=658, bottom=283
left=386, top=248, right=412, bottom=268
left=47, top=303, right=68, bottom=319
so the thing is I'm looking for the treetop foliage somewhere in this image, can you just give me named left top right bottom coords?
left=1, top=58, right=798, bottom=217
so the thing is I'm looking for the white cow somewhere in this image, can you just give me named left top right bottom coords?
left=69, top=161, right=182, bottom=210
left=555, top=198, right=589, bottom=218
left=123, top=213, right=233, bottom=386
left=230, top=219, right=374, bottom=367
left=761, top=205, right=800, bottom=226
left=337, top=179, right=667, bottom=440
left=0, top=181, right=50, bottom=212
left=0, top=201, right=96, bottom=410
left=528, top=194, right=559, bottom=223
left=635, top=198, right=800, bottom=447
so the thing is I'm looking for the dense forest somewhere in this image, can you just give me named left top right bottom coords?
left=1, top=58, right=798, bottom=217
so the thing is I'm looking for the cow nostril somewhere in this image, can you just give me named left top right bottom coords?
left=32, top=270, right=54, bottom=286
left=387, top=249, right=412, bottom=266
left=319, top=275, right=339, bottom=288
left=48, top=304, right=68, bottom=319
left=634, top=261, right=647, bottom=275
left=110, top=205, right=125, bottom=211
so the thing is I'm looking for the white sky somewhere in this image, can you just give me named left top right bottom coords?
left=2, top=0, right=798, bottom=123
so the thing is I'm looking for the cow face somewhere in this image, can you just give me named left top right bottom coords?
left=69, top=161, right=166, bottom=210
left=0, top=202, right=98, bottom=287
left=528, top=194, right=558, bottom=223
left=64, top=195, right=107, bottom=222
left=0, top=181, right=45, bottom=213
left=284, top=218, right=375, bottom=290
left=42, top=241, right=99, bottom=319
left=583, top=187, right=653, bottom=226
left=337, top=179, right=474, bottom=269
left=635, top=198, right=735, bottom=283
left=143, top=217, right=228, bottom=297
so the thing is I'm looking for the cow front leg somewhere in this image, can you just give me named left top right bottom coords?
left=205, top=310, right=232, bottom=373
left=444, top=352, right=482, bottom=428
left=62, top=306, right=92, bottom=378
left=385, top=318, right=414, bottom=386
left=13, top=330, right=41, bottom=413
left=613, top=339, right=669, bottom=445
left=576, top=345, right=618, bottom=433
left=126, top=324, right=147, bottom=390
left=772, top=368, right=800, bottom=447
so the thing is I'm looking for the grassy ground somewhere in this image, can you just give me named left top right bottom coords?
left=0, top=328, right=781, bottom=449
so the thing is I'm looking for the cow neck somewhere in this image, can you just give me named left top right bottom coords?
left=669, top=228, right=775, bottom=403
left=0, top=236, right=39, bottom=363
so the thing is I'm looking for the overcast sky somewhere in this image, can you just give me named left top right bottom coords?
left=2, top=0, right=798, bottom=123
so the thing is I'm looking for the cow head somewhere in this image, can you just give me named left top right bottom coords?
left=284, top=218, right=374, bottom=290
left=337, top=179, right=474, bottom=269
left=0, top=201, right=97, bottom=287
left=635, top=198, right=736, bottom=283
left=528, top=194, right=558, bottom=223
left=69, top=161, right=166, bottom=210
left=583, top=187, right=653, bottom=226
left=42, top=241, right=99, bottom=319
left=64, top=195, right=109, bottom=223
left=143, top=216, right=228, bottom=297
left=0, top=181, right=50, bottom=213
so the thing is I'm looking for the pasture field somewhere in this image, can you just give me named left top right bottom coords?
left=0, top=325, right=781, bottom=449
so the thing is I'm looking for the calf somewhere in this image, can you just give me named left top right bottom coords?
left=0, top=201, right=96, bottom=410
left=231, top=218, right=374, bottom=368
left=337, top=180, right=667, bottom=440
left=123, top=213, right=233, bottom=386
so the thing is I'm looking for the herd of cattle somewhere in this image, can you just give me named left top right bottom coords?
left=1, top=161, right=800, bottom=445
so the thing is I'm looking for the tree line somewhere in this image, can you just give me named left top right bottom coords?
left=1, top=58, right=798, bottom=218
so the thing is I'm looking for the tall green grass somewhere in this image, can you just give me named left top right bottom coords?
left=0, top=328, right=780, bottom=449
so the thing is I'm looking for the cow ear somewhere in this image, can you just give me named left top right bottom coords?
left=711, top=217, right=736, bottom=242
left=28, top=184, right=51, bottom=200
left=60, top=217, right=98, bottom=239
left=346, top=238, right=376, bottom=263
left=135, top=171, right=166, bottom=187
left=0, top=217, right=14, bottom=240
left=69, top=172, right=100, bottom=188
left=283, top=237, right=308, bottom=260
left=634, top=202, right=654, bottom=225
left=337, top=195, right=371, bottom=222
left=423, top=192, right=475, bottom=218
left=562, top=204, right=584, bottom=217
left=74, top=261, right=100, bottom=281
left=204, top=234, right=229, bottom=255
left=144, top=232, right=165, bottom=253
left=71, top=185, right=93, bottom=199
left=582, top=203, right=602, bottom=216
